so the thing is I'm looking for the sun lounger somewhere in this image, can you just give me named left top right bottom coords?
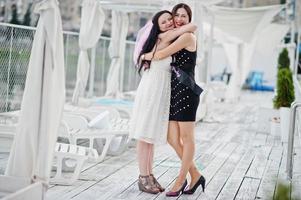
left=50, top=143, right=97, bottom=185
left=59, top=112, right=129, bottom=163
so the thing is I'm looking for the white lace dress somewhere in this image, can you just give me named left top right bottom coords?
left=129, top=57, right=172, bottom=144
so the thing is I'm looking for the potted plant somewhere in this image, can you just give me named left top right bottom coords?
left=273, top=48, right=295, bottom=142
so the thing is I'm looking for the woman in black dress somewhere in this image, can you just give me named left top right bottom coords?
left=143, top=3, right=205, bottom=197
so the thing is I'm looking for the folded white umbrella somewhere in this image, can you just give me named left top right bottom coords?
left=105, top=11, right=129, bottom=97
left=72, top=0, right=105, bottom=104
left=5, top=0, right=65, bottom=186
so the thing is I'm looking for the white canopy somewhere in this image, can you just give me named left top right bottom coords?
left=207, top=5, right=284, bottom=100
left=210, top=5, right=284, bottom=43
left=72, top=0, right=105, bottom=104
left=5, top=0, right=65, bottom=184
left=105, top=11, right=129, bottom=97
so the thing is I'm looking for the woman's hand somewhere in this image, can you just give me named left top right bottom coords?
left=144, top=52, right=154, bottom=61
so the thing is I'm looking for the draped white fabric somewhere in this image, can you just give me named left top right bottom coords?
left=251, top=24, right=290, bottom=83
left=210, top=5, right=284, bottom=43
left=193, top=2, right=206, bottom=83
left=105, top=11, right=129, bottom=97
left=72, top=0, right=105, bottom=104
left=208, top=5, right=284, bottom=100
left=5, top=0, right=65, bottom=183
left=219, top=24, right=289, bottom=100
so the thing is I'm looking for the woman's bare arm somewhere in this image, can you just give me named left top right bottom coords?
left=159, top=23, right=197, bottom=43
left=144, top=33, right=194, bottom=60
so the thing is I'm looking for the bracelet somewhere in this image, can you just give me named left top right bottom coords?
left=141, top=54, right=145, bottom=60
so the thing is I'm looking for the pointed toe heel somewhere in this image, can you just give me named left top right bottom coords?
left=166, top=180, right=187, bottom=197
left=183, top=175, right=206, bottom=195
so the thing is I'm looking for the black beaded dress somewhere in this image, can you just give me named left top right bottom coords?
left=169, top=48, right=201, bottom=121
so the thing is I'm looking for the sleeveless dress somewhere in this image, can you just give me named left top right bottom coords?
left=169, top=49, right=200, bottom=121
left=129, top=57, right=172, bottom=144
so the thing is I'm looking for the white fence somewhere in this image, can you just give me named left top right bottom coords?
left=0, top=22, right=140, bottom=112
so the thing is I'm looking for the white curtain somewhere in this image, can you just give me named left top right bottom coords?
left=192, top=2, right=206, bottom=83
left=6, top=0, right=65, bottom=184
left=105, top=11, right=129, bottom=97
left=72, top=0, right=105, bottom=104
left=252, top=24, right=290, bottom=83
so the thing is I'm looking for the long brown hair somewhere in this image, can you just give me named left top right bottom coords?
left=171, top=3, right=192, bottom=22
left=137, top=10, right=172, bottom=75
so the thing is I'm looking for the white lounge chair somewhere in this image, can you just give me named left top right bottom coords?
left=0, top=123, right=93, bottom=186
left=50, top=143, right=98, bottom=185
left=64, top=104, right=121, bottom=120
left=59, top=113, right=129, bottom=163
left=73, top=97, right=133, bottom=118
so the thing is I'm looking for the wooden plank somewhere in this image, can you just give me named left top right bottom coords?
left=245, top=146, right=272, bottom=179
left=170, top=143, right=239, bottom=200
left=216, top=148, right=255, bottom=200
left=193, top=145, right=246, bottom=200
left=252, top=133, right=268, bottom=147
left=235, top=177, right=261, bottom=199
left=46, top=149, right=137, bottom=200
left=256, top=146, right=283, bottom=200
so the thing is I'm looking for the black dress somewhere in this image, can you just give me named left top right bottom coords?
left=169, top=49, right=200, bottom=121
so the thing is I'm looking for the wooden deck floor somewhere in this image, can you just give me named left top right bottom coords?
left=1, top=91, right=301, bottom=199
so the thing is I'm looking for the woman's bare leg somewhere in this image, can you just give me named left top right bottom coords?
left=148, top=144, right=154, bottom=175
left=137, top=140, right=151, bottom=176
left=167, top=121, right=200, bottom=189
left=170, top=122, right=200, bottom=191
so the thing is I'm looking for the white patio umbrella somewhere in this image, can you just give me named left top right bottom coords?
left=72, top=0, right=105, bottom=104
left=105, top=11, right=129, bottom=97
left=5, top=0, right=65, bottom=186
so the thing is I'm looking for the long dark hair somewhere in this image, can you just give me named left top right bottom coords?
left=137, top=10, right=172, bottom=74
left=172, top=3, right=192, bottom=22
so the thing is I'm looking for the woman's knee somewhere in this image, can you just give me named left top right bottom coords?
left=167, top=135, right=180, bottom=148
left=180, top=132, right=194, bottom=144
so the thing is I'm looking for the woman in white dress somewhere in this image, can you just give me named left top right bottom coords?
left=141, top=4, right=205, bottom=197
left=129, top=10, right=196, bottom=194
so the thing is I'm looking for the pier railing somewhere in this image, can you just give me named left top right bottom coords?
left=0, top=22, right=139, bottom=112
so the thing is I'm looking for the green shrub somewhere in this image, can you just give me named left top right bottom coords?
left=273, top=68, right=295, bottom=108
left=274, top=183, right=290, bottom=200
left=278, top=48, right=290, bottom=69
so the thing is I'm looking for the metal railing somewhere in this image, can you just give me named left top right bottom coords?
left=286, top=101, right=301, bottom=179
left=286, top=74, right=301, bottom=179
left=0, top=22, right=140, bottom=112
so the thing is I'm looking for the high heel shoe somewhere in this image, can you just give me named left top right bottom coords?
left=165, top=180, right=188, bottom=197
left=149, top=174, right=165, bottom=192
left=138, top=175, right=160, bottom=194
left=183, top=175, right=206, bottom=194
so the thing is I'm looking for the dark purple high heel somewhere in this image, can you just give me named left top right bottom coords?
left=165, top=180, right=187, bottom=197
